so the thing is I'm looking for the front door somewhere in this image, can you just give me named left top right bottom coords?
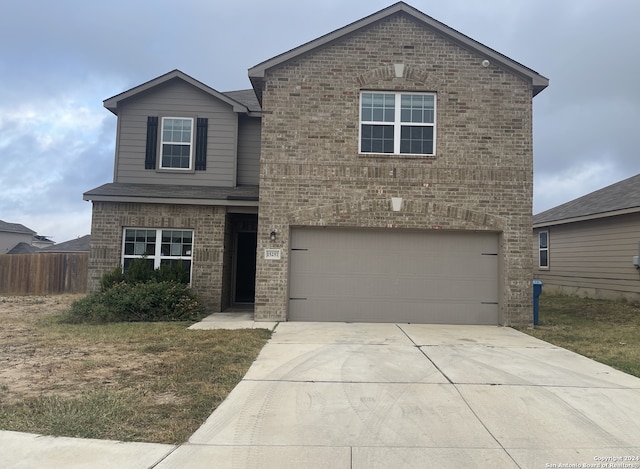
left=234, top=231, right=257, bottom=303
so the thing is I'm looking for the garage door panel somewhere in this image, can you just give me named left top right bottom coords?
left=289, top=228, right=499, bottom=324
left=291, top=272, right=495, bottom=302
left=292, top=251, right=496, bottom=278
left=289, top=298, right=498, bottom=324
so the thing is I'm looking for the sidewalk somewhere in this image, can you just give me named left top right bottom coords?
left=1, top=431, right=176, bottom=469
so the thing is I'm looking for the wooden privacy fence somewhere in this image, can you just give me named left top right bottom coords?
left=0, top=253, right=89, bottom=295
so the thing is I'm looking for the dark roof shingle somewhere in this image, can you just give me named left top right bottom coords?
left=533, top=173, right=640, bottom=226
left=83, top=183, right=259, bottom=202
left=41, top=235, right=91, bottom=253
left=223, top=89, right=261, bottom=113
left=0, top=220, right=36, bottom=235
left=7, top=242, right=40, bottom=254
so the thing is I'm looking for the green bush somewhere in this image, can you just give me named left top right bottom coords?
left=66, top=259, right=202, bottom=324
left=100, top=258, right=189, bottom=291
left=155, top=261, right=189, bottom=284
left=100, top=266, right=124, bottom=292
left=66, top=281, right=202, bottom=323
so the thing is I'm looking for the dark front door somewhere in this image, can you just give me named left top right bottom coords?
left=234, top=231, right=257, bottom=303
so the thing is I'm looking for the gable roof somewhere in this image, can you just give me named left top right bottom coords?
left=41, top=234, right=91, bottom=253
left=248, top=1, right=549, bottom=102
left=533, top=173, right=640, bottom=228
left=7, top=242, right=40, bottom=254
left=0, top=220, right=36, bottom=235
left=104, top=69, right=251, bottom=115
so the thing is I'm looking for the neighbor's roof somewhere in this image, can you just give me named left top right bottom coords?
left=0, top=220, right=36, bottom=235
left=248, top=1, right=549, bottom=102
left=533, top=173, right=640, bottom=227
left=83, top=183, right=259, bottom=205
left=41, top=235, right=91, bottom=253
left=103, top=69, right=253, bottom=115
left=7, top=242, right=40, bottom=254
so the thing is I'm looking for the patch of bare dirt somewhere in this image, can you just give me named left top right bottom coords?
left=0, top=295, right=166, bottom=404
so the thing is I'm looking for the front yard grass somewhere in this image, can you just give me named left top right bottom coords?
left=518, top=294, right=640, bottom=378
left=0, top=295, right=271, bottom=444
left=3, top=293, right=639, bottom=444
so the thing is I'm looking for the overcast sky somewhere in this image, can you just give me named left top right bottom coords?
left=2, top=0, right=639, bottom=242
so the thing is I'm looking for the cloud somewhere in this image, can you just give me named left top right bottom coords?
left=2, top=0, right=640, bottom=241
left=0, top=89, right=115, bottom=241
left=533, top=160, right=626, bottom=214
left=12, top=210, right=93, bottom=243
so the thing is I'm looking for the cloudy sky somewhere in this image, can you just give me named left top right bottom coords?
left=2, top=0, right=639, bottom=243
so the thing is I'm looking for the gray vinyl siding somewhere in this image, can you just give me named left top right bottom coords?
left=1, top=232, right=33, bottom=254
left=533, top=213, right=640, bottom=299
left=236, top=115, right=261, bottom=186
left=114, top=80, right=238, bottom=187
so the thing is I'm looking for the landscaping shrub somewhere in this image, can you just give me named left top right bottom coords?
left=100, top=266, right=125, bottom=292
left=100, top=258, right=189, bottom=291
left=66, top=260, right=202, bottom=323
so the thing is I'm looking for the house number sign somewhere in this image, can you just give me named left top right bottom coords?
left=264, top=249, right=281, bottom=260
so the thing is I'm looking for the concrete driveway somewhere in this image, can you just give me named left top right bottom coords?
left=158, top=322, right=640, bottom=468
left=4, top=322, right=640, bottom=468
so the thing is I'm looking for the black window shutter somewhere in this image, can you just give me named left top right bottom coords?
left=195, top=117, right=208, bottom=171
left=145, top=116, right=158, bottom=169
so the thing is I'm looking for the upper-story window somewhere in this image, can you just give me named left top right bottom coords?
left=360, top=91, right=436, bottom=156
left=145, top=116, right=208, bottom=171
left=161, top=117, right=194, bottom=170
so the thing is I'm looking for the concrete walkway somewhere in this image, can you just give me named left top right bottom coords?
left=4, top=320, right=640, bottom=468
left=188, top=312, right=277, bottom=331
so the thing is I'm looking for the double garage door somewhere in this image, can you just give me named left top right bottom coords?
left=289, top=228, right=499, bottom=324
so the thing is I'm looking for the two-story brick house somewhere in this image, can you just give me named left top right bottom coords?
left=84, top=2, right=548, bottom=325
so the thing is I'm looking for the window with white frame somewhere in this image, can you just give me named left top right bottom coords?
left=122, top=228, right=193, bottom=281
left=360, top=91, right=436, bottom=155
left=538, top=231, right=549, bottom=268
left=160, top=117, right=194, bottom=169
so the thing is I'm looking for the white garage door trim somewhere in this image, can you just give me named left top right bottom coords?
left=289, top=227, right=499, bottom=324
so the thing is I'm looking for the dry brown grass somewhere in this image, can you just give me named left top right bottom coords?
left=0, top=295, right=271, bottom=443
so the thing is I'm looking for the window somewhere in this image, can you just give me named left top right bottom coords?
left=538, top=231, right=549, bottom=268
left=122, top=228, right=193, bottom=281
left=145, top=116, right=208, bottom=171
left=360, top=92, right=436, bottom=155
left=160, top=117, right=194, bottom=169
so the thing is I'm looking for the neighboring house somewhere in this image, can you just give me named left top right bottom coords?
left=0, top=220, right=36, bottom=254
left=40, top=235, right=91, bottom=253
left=533, top=173, right=640, bottom=301
left=32, top=235, right=55, bottom=249
left=84, top=2, right=548, bottom=325
left=6, top=235, right=90, bottom=254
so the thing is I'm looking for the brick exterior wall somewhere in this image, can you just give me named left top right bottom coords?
left=254, top=13, right=535, bottom=325
left=88, top=201, right=227, bottom=311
